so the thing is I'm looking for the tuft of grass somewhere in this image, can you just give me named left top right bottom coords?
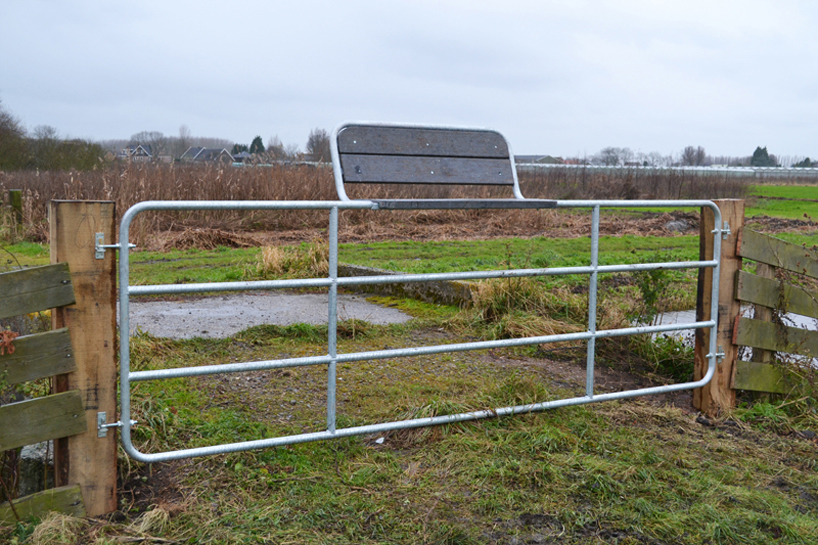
left=257, top=239, right=329, bottom=278
left=456, top=278, right=586, bottom=340
left=26, top=512, right=87, bottom=545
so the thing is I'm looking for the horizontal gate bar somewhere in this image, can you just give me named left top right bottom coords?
left=129, top=260, right=717, bottom=296
left=124, top=368, right=716, bottom=463
left=129, top=320, right=714, bottom=382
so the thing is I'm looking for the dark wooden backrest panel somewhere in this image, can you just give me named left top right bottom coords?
left=337, top=125, right=515, bottom=186
left=338, top=126, right=509, bottom=158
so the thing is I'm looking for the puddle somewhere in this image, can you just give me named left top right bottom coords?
left=126, top=292, right=411, bottom=340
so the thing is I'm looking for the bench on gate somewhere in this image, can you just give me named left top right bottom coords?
left=330, top=122, right=557, bottom=210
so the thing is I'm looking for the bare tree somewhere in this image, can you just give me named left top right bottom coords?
left=643, top=151, right=670, bottom=167
left=173, top=124, right=192, bottom=157
left=592, top=146, right=634, bottom=166
left=0, top=99, right=27, bottom=169
left=594, top=147, right=621, bottom=166
left=305, top=128, right=331, bottom=162
left=681, top=146, right=707, bottom=166
left=130, top=130, right=168, bottom=157
left=30, top=125, right=60, bottom=168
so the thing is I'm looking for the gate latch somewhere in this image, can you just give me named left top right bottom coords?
left=95, top=233, right=136, bottom=259
left=97, top=411, right=137, bottom=438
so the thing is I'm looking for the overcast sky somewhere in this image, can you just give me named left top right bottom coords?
left=1, top=1, right=816, bottom=158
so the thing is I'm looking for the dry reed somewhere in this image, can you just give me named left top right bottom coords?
left=0, top=163, right=753, bottom=246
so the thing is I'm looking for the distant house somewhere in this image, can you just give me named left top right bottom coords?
left=515, top=155, right=564, bottom=164
left=232, top=151, right=253, bottom=163
left=180, top=146, right=234, bottom=164
left=117, top=144, right=153, bottom=162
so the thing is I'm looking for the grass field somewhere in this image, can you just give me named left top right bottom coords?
left=3, top=187, right=818, bottom=544
left=744, top=184, right=818, bottom=220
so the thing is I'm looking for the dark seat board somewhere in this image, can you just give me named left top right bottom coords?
left=338, top=126, right=509, bottom=158
left=340, top=155, right=514, bottom=185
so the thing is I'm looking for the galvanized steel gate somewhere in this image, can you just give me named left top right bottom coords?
left=112, top=198, right=724, bottom=463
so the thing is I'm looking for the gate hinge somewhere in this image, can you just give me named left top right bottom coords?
left=95, top=233, right=136, bottom=259
left=711, top=221, right=731, bottom=240
left=97, top=411, right=137, bottom=438
left=705, top=346, right=726, bottom=364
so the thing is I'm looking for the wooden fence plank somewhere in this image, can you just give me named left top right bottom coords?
left=0, top=390, right=87, bottom=451
left=748, top=263, right=775, bottom=370
left=0, top=484, right=85, bottom=525
left=0, top=263, right=74, bottom=320
left=733, top=360, right=813, bottom=395
left=738, top=229, right=818, bottom=279
left=0, top=328, right=76, bottom=385
left=50, top=200, right=117, bottom=517
left=734, top=317, right=818, bottom=358
left=735, top=270, right=818, bottom=320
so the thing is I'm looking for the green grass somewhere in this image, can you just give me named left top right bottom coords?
left=0, top=240, right=49, bottom=270
left=748, top=184, right=818, bottom=200
left=11, top=325, right=814, bottom=544
left=127, top=245, right=263, bottom=286
left=747, top=199, right=818, bottom=220
left=338, top=234, right=698, bottom=275
left=747, top=184, right=818, bottom=219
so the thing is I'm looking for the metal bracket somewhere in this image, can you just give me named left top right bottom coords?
left=97, top=411, right=137, bottom=438
left=95, top=233, right=136, bottom=259
left=710, top=221, right=731, bottom=240
left=705, top=346, right=726, bottom=364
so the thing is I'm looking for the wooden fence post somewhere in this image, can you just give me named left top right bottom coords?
left=694, top=199, right=744, bottom=416
left=49, top=200, right=117, bottom=516
left=10, top=189, right=23, bottom=235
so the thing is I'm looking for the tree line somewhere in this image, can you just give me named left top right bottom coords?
left=1, top=100, right=106, bottom=170
left=577, top=145, right=814, bottom=168
left=2, top=97, right=813, bottom=171
left=1, top=99, right=333, bottom=171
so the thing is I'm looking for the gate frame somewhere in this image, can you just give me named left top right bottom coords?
left=113, top=199, right=724, bottom=463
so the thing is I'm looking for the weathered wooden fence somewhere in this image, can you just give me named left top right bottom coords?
left=694, top=200, right=817, bottom=414
left=0, top=200, right=116, bottom=522
left=732, top=230, right=818, bottom=396
left=0, top=263, right=86, bottom=523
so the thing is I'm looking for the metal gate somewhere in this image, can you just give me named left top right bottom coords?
left=112, top=199, right=723, bottom=463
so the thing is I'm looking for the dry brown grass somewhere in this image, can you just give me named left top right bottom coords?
left=257, top=239, right=329, bottom=278
left=517, top=167, right=749, bottom=201
left=159, top=228, right=259, bottom=251
left=0, top=163, right=752, bottom=246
